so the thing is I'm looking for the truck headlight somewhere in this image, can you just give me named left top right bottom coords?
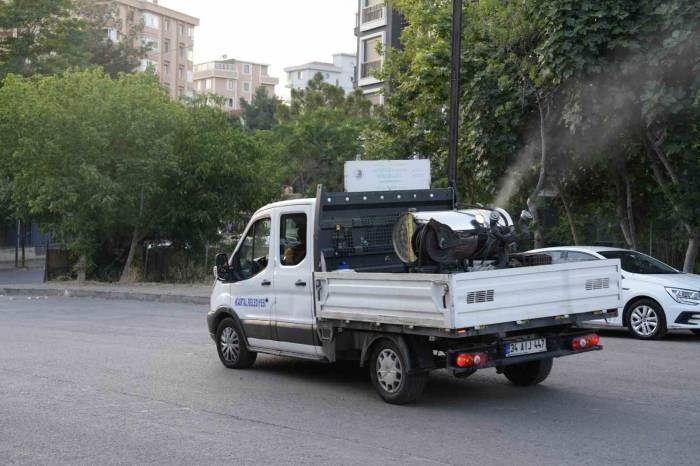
left=665, top=287, right=700, bottom=305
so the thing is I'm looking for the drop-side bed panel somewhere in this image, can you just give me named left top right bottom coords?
left=314, top=260, right=622, bottom=331
left=314, top=272, right=451, bottom=328
left=450, top=260, right=622, bottom=329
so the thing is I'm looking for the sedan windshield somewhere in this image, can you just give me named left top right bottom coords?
left=598, top=250, right=678, bottom=274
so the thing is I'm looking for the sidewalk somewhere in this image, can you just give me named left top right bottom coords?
left=0, top=281, right=211, bottom=305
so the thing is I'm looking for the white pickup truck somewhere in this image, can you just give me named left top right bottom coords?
left=208, top=187, right=621, bottom=404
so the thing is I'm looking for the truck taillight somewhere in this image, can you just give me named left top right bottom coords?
left=456, top=352, right=488, bottom=368
left=571, top=333, right=600, bottom=351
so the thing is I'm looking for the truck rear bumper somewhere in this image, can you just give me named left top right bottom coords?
left=446, top=329, right=601, bottom=373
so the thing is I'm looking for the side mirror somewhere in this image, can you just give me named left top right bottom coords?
left=214, top=253, right=229, bottom=281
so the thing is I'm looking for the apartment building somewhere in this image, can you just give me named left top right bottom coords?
left=355, top=0, right=404, bottom=105
left=193, top=57, right=279, bottom=112
left=111, top=0, right=199, bottom=98
left=285, top=53, right=356, bottom=94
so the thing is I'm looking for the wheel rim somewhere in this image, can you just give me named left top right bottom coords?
left=220, top=326, right=240, bottom=362
left=376, top=348, right=403, bottom=393
left=630, top=305, right=658, bottom=337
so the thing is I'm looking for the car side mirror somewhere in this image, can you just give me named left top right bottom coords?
left=214, top=253, right=229, bottom=281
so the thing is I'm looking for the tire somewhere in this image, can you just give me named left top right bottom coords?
left=369, top=339, right=428, bottom=405
left=626, top=299, right=667, bottom=340
left=216, top=318, right=257, bottom=369
left=691, top=329, right=700, bottom=336
left=503, top=358, right=553, bottom=386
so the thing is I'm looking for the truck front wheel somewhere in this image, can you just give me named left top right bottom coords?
left=503, top=358, right=553, bottom=386
left=369, top=339, right=428, bottom=405
left=216, top=318, right=257, bottom=369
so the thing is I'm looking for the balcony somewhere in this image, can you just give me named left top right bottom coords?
left=360, top=3, right=386, bottom=31
left=261, top=76, right=280, bottom=86
left=362, top=4, right=384, bottom=23
left=360, top=60, right=382, bottom=79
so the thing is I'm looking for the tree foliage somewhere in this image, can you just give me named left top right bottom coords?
left=0, top=69, right=279, bottom=280
left=240, top=87, right=281, bottom=131
left=374, top=0, right=700, bottom=270
left=272, top=73, right=372, bottom=194
left=0, top=0, right=144, bottom=81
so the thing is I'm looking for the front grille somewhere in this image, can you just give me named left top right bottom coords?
left=585, top=278, right=610, bottom=290
left=467, top=289, right=495, bottom=304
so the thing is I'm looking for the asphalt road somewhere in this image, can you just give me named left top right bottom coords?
left=0, top=297, right=698, bottom=466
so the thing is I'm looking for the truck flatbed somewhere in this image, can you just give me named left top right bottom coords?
left=315, top=260, right=621, bottom=333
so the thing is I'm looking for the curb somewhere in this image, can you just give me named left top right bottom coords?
left=0, top=287, right=209, bottom=305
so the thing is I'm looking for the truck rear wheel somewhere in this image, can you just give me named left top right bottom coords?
left=369, top=339, right=428, bottom=405
left=216, top=318, right=257, bottom=369
left=503, top=358, right=553, bottom=386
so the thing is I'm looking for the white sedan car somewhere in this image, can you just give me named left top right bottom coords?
left=525, top=246, right=700, bottom=340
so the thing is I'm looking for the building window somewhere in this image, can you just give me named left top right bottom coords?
left=164, top=19, right=170, bottom=32
left=107, top=28, right=118, bottom=42
left=227, top=79, right=235, bottom=90
left=164, top=40, right=170, bottom=53
left=187, top=49, right=193, bottom=62
left=143, top=12, right=160, bottom=29
left=187, top=27, right=193, bottom=38
left=178, top=24, right=185, bottom=37
left=361, top=35, right=383, bottom=78
left=179, top=46, right=185, bottom=59
left=187, top=70, right=192, bottom=83
left=163, top=62, right=169, bottom=75
left=178, top=87, right=184, bottom=97
left=139, top=59, right=158, bottom=72
left=325, top=73, right=330, bottom=80
left=243, top=82, right=251, bottom=92
left=243, top=64, right=251, bottom=74
left=205, top=79, right=212, bottom=90
left=361, top=0, right=385, bottom=24
left=178, top=67, right=184, bottom=80
left=228, top=98, right=234, bottom=108
left=141, top=35, right=159, bottom=51
left=297, top=71, right=302, bottom=80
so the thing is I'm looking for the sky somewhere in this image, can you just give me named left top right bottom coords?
left=159, top=0, right=358, bottom=98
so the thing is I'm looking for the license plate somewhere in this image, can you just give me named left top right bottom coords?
left=505, top=338, right=547, bottom=357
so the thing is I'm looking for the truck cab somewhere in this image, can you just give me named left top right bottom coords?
left=211, top=198, right=323, bottom=359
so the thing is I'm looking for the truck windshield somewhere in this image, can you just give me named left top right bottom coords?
left=598, top=250, right=678, bottom=274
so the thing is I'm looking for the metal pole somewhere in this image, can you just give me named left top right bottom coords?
left=15, top=219, right=19, bottom=268
left=447, top=0, right=463, bottom=194
left=20, top=221, right=25, bottom=268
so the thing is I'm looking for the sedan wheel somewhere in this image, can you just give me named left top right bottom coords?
left=627, top=300, right=666, bottom=340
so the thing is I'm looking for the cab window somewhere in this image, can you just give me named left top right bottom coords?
left=566, top=251, right=597, bottom=262
left=541, top=251, right=566, bottom=264
left=280, top=213, right=307, bottom=266
left=235, top=218, right=271, bottom=280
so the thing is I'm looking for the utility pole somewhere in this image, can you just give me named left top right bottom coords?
left=447, top=0, right=463, bottom=195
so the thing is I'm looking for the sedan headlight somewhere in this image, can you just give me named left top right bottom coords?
left=665, top=287, right=700, bottom=305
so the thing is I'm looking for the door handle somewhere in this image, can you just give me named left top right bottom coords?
left=295, top=280, right=307, bottom=287
left=261, top=280, right=272, bottom=286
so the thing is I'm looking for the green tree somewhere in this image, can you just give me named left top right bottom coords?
left=0, top=0, right=144, bottom=81
left=0, top=69, right=279, bottom=282
left=240, top=87, right=280, bottom=130
left=273, top=73, right=371, bottom=194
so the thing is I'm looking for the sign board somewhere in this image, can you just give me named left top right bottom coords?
left=344, top=160, right=431, bottom=192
